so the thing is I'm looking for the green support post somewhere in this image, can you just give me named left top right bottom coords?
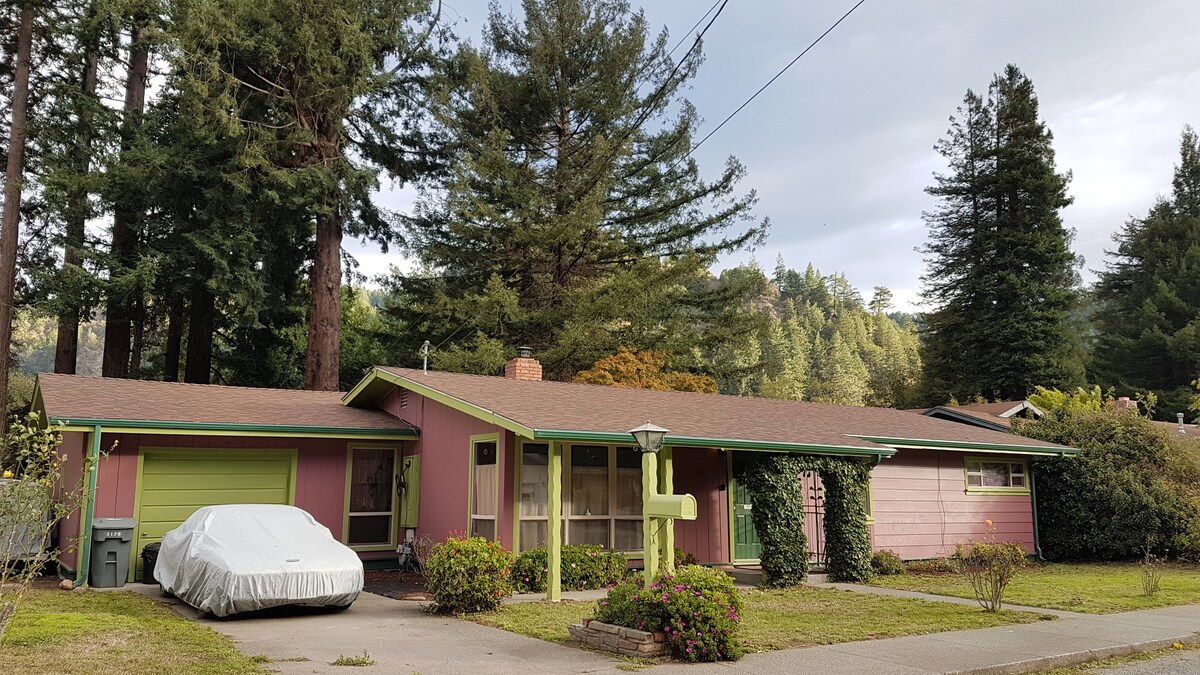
left=658, top=447, right=674, bottom=570
left=546, top=441, right=562, bottom=602
left=642, top=451, right=659, bottom=589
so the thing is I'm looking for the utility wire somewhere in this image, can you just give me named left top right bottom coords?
left=666, top=0, right=725, bottom=59
left=680, top=0, right=868, bottom=164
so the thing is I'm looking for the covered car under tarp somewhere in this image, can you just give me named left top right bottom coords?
left=156, top=504, right=363, bottom=617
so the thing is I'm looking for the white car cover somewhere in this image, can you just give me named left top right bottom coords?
left=156, top=504, right=364, bottom=617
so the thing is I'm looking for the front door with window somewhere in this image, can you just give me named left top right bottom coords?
left=731, top=453, right=761, bottom=561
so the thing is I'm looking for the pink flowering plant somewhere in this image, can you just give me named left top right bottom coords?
left=424, top=533, right=513, bottom=613
left=595, top=565, right=744, bottom=662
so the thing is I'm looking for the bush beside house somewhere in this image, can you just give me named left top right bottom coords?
left=1016, top=409, right=1200, bottom=560
left=425, top=535, right=513, bottom=613
left=510, top=545, right=627, bottom=593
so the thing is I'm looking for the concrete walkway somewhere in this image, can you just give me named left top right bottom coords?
left=119, top=583, right=1200, bottom=674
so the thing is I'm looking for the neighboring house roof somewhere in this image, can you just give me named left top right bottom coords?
left=954, top=400, right=1045, bottom=418
left=34, top=373, right=418, bottom=438
left=1151, top=419, right=1199, bottom=436
left=921, top=407, right=1015, bottom=432
left=344, top=367, right=1075, bottom=458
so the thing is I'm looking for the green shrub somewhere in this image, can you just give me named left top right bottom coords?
left=870, top=549, right=905, bottom=576
left=674, top=547, right=700, bottom=567
left=424, top=535, right=513, bottom=613
left=596, top=565, right=743, bottom=662
left=818, top=460, right=874, bottom=582
left=736, top=454, right=809, bottom=586
left=1018, top=409, right=1199, bottom=560
left=955, top=541, right=1027, bottom=612
left=509, top=545, right=628, bottom=593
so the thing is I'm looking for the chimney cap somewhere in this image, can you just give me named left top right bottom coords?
left=516, top=346, right=534, bottom=359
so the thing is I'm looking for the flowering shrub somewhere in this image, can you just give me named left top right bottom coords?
left=424, top=534, right=513, bottom=613
left=955, top=540, right=1027, bottom=612
left=870, top=549, right=906, bottom=576
left=510, top=545, right=628, bottom=593
left=595, top=565, right=743, bottom=662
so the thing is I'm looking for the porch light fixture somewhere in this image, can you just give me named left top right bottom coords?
left=629, top=422, right=669, bottom=454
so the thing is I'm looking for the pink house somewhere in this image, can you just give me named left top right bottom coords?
left=36, top=353, right=1074, bottom=584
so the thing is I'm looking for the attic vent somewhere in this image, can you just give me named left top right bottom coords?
left=399, top=389, right=409, bottom=409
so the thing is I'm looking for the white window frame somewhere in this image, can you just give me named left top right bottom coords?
left=964, top=457, right=1029, bottom=494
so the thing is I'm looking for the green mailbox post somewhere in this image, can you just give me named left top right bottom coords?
left=630, top=423, right=697, bottom=589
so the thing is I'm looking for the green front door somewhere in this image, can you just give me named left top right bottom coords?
left=731, top=453, right=760, bottom=561
left=134, top=449, right=295, bottom=580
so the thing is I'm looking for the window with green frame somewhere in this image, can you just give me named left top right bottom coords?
left=965, top=457, right=1028, bottom=491
left=517, top=443, right=643, bottom=553
left=347, top=447, right=398, bottom=546
left=471, top=438, right=499, bottom=539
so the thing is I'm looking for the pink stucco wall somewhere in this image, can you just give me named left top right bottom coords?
left=672, top=447, right=731, bottom=564
left=56, top=431, right=415, bottom=570
left=870, top=448, right=1035, bottom=559
left=379, top=388, right=504, bottom=546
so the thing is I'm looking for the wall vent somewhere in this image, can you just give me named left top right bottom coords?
left=399, top=389, right=409, bottom=409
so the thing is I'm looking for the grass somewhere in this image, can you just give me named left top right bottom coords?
left=872, top=562, right=1200, bottom=614
left=469, top=586, right=1044, bottom=653
left=0, top=588, right=266, bottom=674
left=331, top=651, right=375, bottom=666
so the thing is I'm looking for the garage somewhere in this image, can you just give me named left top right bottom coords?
left=133, top=449, right=296, bottom=579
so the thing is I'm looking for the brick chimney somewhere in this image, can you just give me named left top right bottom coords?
left=504, top=346, right=543, bottom=381
left=1112, top=396, right=1137, bottom=413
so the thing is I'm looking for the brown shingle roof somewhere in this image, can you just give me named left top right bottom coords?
left=364, top=367, right=1069, bottom=455
left=36, top=373, right=415, bottom=433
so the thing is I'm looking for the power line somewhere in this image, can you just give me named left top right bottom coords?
left=666, top=0, right=725, bottom=59
left=680, top=0, right=868, bottom=164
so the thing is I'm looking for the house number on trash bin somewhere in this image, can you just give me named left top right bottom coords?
left=104, top=531, right=122, bottom=537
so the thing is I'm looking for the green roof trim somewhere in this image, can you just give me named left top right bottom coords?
left=851, top=435, right=1077, bottom=457
left=47, top=416, right=419, bottom=438
left=525, top=430, right=895, bottom=458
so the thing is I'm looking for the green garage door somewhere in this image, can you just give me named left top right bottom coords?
left=134, top=449, right=295, bottom=580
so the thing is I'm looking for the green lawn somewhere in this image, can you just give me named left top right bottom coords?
left=871, top=563, right=1200, bottom=614
left=471, top=586, right=1044, bottom=653
left=0, top=589, right=267, bottom=675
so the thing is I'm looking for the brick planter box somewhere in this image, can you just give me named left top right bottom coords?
left=567, top=619, right=669, bottom=658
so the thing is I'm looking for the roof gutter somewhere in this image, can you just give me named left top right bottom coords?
left=531, top=429, right=896, bottom=458
left=49, top=417, right=418, bottom=439
left=75, top=425, right=101, bottom=587
left=851, top=435, right=1078, bottom=458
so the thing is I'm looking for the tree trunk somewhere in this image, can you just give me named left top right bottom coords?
left=304, top=196, right=342, bottom=391
left=53, top=6, right=100, bottom=375
left=0, top=2, right=34, bottom=434
left=163, top=295, right=184, bottom=382
left=101, top=22, right=149, bottom=379
left=183, top=282, right=213, bottom=384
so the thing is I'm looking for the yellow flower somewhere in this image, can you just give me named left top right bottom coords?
left=2, top=470, right=12, bottom=479
left=1174, top=642, right=1184, bottom=650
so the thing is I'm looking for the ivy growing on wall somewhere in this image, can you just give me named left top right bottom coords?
left=738, top=454, right=809, bottom=587
left=737, top=453, right=875, bottom=586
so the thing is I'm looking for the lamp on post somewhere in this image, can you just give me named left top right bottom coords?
left=630, top=422, right=669, bottom=588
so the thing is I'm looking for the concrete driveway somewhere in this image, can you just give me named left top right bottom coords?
left=127, top=584, right=622, bottom=674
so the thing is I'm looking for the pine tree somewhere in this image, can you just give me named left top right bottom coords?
left=395, top=0, right=764, bottom=379
left=1092, top=126, right=1200, bottom=418
left=809, top=333, right=871, bottom=406
left=920, top=64, right=1081, bottom=403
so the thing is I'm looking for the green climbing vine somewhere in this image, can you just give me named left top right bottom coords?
left=738, top=454, right=809, bottom=587
left=737, top=453, right=875, bottom=586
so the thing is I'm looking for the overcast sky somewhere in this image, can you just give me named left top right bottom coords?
left=356, top=0, right=1200, bottom=311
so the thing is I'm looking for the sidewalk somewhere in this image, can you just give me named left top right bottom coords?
left=651, top=603, right=1200, bottom=674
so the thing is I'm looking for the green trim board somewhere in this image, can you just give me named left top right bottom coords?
left=48, top=416, right=417, bottom=440
left=342, top=443, right=403, bottom=552
left=129, top=447, right=298, bottom=582
left=852, top=435, right=1077, bottom=457
left=532, top=430, right=895, bottom=458
left=75, top=426, right=102, bottom=586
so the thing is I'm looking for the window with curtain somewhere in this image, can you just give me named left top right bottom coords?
left=965, top=458, right=1028, bottom=490
left=347, top=448, right=397, bottom=546
left=471, top=440, right=498, bottom=539
left=518, top=444, right=549, bottom=552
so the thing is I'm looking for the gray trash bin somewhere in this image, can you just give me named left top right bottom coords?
left=89, top=518, right=137, bottom=588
